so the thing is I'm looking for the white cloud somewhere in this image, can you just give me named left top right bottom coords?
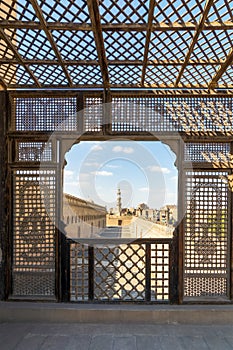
left=105, top=164, right=121, bottom=169
left=112, top=146, right=134, bottom=154
left=64, top=170, right=74, bottom=178
left=148, top=166, right=170, bottom=174
left=84, top=162, right=100, bottom=167
left=139, top=187, right=149, bottom=192
left=91, top=170, right=113, bottom=177
left=91, top=144, right=103, bottom=151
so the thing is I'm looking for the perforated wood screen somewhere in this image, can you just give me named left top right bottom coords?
left=10, top=95, right=233, bottom=135
left=12, top=170, right=56, bottom=297
left=7, top=93, right=233, bottom=303
left=12, top=96, right=78, bottom=131
left=184, top=170, right=230, bottom=299
left=70, top=240, right=171, bottom=302
left=16, top=141, right=52, bottom=162
left=184, top=143, right=231, bottom=162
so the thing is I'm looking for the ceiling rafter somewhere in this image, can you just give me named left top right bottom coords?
left=0, top=28, right=41, bottom=87
left=209, top=49, right=233, bottom=88
left=0, top=0, right=232, bottom=92
left=141, top=0, right=156, bottom=86
left=175, top=0, right=215, bottom=87
left=86, top=0, right=109, bottom=88
left=29, top=0, right=73, bottom=87
left=0, top=59, right=224, bottom=66
left=0, top=77, right=7, bottom=90
left=7, top=83, right=233, bottom=91
left=1, top=20, right=233, bottom=31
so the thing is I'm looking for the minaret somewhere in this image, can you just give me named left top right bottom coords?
left=117, top=188, right=122, bottom=215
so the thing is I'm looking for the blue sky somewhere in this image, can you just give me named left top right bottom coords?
left=64, top=141, right=178, bottom=210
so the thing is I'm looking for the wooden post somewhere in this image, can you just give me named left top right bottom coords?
left=0, top=92, right=7, bottom=300
left=145, top=243, right=151, bottom=302
left=178, top=139, right=185, bottom=304
left=103, top=89, right=112, bottom=135
left=230, top=142, right=233, bottom=301
left=88, top=246, right=94, bottom=301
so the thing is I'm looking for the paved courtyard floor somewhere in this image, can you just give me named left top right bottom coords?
left=1, top=322, right=233, bottom=350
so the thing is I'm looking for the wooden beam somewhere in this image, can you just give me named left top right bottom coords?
left=0, top=28, right=41, bottom=87
left=175, top=0, right=215, bottom=87
left=86, top=0, right=109, bottom=88
left=7, top=82, right=233, bottom=90
left=0, top=58, right=224, bottom=66
left=0, top=91, right=6, bottom=299
left=0, top=20, right=42, bottom=29
left=0, top=78, right=7, bottom=90
left=1, top=20, right=233, bottom=31
left=209, top=48, right=233, bottom=88
left=141, top=0, right=155, bottom=86
left=29, top=0, right=73, bottom=87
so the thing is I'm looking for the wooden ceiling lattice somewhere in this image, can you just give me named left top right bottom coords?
left=0, top=0, right=233, bottom=92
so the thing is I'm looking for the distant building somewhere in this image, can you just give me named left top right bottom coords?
left=136, top=208, right=159, bottom=221
left=137, top=203, right=149, bottom=210
left=63, top=193, right=107, bottom=239
left=108, top=188, right=122, bottom=216
left=159, top=205, right=177, bottom=225
left=116, top=188, right=122, bottom=216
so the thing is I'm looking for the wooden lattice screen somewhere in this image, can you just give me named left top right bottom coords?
left=184, top=170, right=229, bottom=300
left=12, top=170, right=56, bottom=298
left=5, top=92, right=233, bottom=302
left=69, top=240, right=171, bottom=302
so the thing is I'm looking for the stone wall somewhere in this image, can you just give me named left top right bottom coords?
left=63, top=193, right=107, bottom=239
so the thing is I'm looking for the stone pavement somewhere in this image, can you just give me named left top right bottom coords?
left=1, top=322, right=233, bottom=350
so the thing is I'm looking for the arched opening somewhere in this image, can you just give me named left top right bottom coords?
left=63, top=140, right=178, bottom=241
left=62, top=139, right=179, bottom=302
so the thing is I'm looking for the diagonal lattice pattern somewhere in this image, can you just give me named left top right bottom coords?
left=17, top=30, right=56, bottom=60
left=207, top=0, right=233, bottom=22
left=154, top=0, right=205, bottom=23
left=69, top=240, right=171, bottom=302
left=52, top=30, right=98, bottom=61
left=148, top=31, right=194, bottom=61
left=0, top=0, right=233, bottom=90
left=99, top=0, right=149, bottom=24
left=94, top=244, right=146, bottom=301
left=38, top=0, right=90, bottom=23
left=103, top=31, right=146, bottom=61
left=190, top=30, right=232, bottom=61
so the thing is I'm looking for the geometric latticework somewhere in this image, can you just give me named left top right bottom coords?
left=10, top=94, right=233, bottom=136
left=84, top=97, right=103, bottom=132
left=185, top=277, right=227, bottom=298
left=112, top=96, right=233, bottom=134
left=184, top=143, right=231, bottom=162
left=16, top=141, right=52, bottom=162
left=70, top=243, right=89, bottom=301
left=1, top=1, right=233, bottom=91
left=184, top=170, right=229, bottom=299
left=12, top=96, right=78, bottom=131
left=7, top=92, right=233, bottom=304
left=12, top=170, right=56, bottom=297
left=151, top=243, right=170, bottom=301
left=94, top=244, right=146, bottom=301
left=69, top=240, right=171, bottom=302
